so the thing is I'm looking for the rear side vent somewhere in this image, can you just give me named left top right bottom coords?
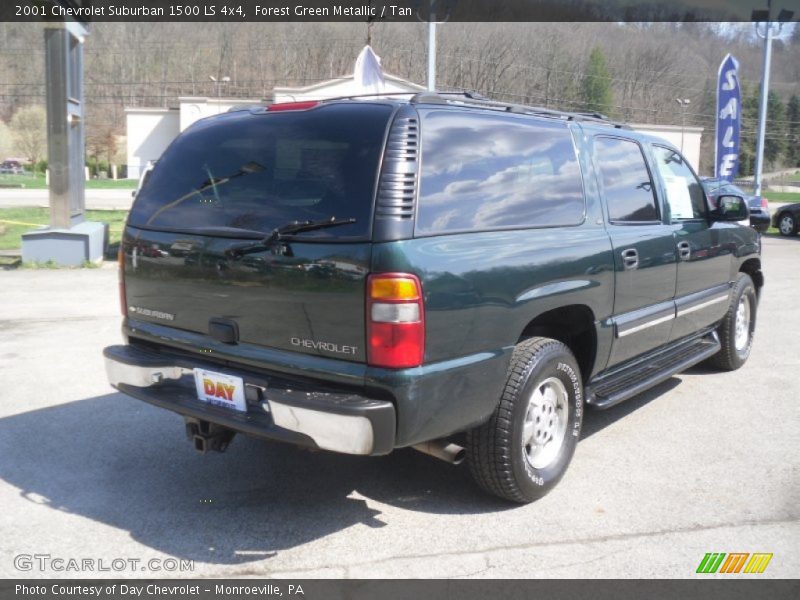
left=375, top=113, right=419, bottom=222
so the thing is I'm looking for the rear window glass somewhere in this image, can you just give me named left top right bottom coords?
left=416, top=110, right=585, bottom=235
left=128, top=103, right=393, bottom=239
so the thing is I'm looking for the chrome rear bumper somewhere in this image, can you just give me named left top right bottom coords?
left=103, top=344, right=395, bottom=456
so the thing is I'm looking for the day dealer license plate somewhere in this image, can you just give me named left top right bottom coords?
left=193, top=368, right=247, bottom=413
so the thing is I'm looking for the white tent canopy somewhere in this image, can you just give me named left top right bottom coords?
left=273, top=46, right=424, bottom=102
left=353, top=45, right=386, bottom=94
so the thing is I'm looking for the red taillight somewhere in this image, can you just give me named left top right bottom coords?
left=761, top=197, right=769, bottom=210
left=267, top=101, right=318, bottom=112
left=367, top=273, right=425, bottom=369
left=118, top=246, right=126, bottom=316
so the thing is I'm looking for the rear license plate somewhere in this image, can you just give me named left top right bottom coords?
left=193, top=368, right=247, bottom=413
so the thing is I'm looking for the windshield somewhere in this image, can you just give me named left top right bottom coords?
left=128, top=103, right=394, bottom=239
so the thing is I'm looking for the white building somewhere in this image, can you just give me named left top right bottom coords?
left=631, top=123, right=705, bottom=173
left=125, top=73, right=424, bottom=180
left=124, top=107, right=178, bottom=180
left=273, top=73, right=425, bottom=103
left=125, top=98, right=263, bottom=179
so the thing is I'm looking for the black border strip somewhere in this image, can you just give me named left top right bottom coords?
left=2, top=579, right=800, bottom=600
left=2, top=0, right=799, bottom=23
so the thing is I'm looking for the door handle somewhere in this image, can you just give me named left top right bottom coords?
left=677, top=241, right=691, bottom=261
left=621, top=248, right=639, bottom=270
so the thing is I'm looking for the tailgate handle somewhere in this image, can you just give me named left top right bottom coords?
left=209, top=318, right=239, bottom=344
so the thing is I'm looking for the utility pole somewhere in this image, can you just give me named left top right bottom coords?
left=752, top=1, right=794, bottom=196
left=422, top=0, right=449, bottom=92
left=676, top=98, right=691, bottom=153
left=427, top=20, right=436, bottom=92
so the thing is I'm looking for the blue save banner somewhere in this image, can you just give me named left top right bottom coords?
left=715, top=54, right=741, bottom=181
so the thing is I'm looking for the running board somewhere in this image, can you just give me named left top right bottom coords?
left=586, top=331, right=721, bottom=410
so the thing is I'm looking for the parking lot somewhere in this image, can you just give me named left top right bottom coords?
left=0, top=235, right=797, bottom=579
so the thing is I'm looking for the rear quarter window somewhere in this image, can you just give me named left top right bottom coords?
left=415, top=110, right=585, bottom=235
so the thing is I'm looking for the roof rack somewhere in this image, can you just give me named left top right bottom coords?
left=281, top=92, right=420, bottom=103
left=265, top=91, right=630, bottom=129
left=408, top=91, right=631, bottom=129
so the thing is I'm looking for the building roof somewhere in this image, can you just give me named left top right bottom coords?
left=631, top=123, right=704, bottom=133
left=273, top=73, right=425, bottom=101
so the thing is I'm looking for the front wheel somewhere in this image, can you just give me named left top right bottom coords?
left=708, top=273, right=757, bottom=371
left=467, top=337, right=583, bottom=503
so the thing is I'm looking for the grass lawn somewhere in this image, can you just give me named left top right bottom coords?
left=0, top=174, right=47, bottom=189
left=0, top=173, right=136, bottom=189
left=764, top=191, right=800, bottom=204
left=0, top=207, right=128, bottom=251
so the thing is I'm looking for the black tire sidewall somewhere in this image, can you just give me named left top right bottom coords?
left=729, top=275, right=757, bottom=366
left=509, top=344, right=583, bottom=499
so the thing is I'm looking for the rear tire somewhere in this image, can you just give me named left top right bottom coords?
left=777, top=212, right=797, bottom=236
left=708, top=273, right=756, bottom=371
left=467, top=337, right=583, bottom=503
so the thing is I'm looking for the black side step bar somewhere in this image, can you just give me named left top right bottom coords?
left=586, top=331, right=721, bottom=410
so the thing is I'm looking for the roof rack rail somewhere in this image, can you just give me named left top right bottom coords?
left=299, top=92, right=420, bottom=103
left=268, top=91, right=630, bottom=129
left=408, top=91, right=631, bottom=129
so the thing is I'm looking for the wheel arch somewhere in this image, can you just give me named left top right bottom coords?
left=518, top=304, right=597, bottom=383
left=739, top=257, right=763, bottom=299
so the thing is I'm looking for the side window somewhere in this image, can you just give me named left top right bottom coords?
left=416, top=111, right=585, bottom=235
left=594, top=137, right=659, bottom=223
left=651, top=145, right=706, bottom=221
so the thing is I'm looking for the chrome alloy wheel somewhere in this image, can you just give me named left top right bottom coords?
left=522, top=376, right=569, bottom=469
left=734, top=295, right=751, bottom=352
left=779, top=214, right=795, bottom=235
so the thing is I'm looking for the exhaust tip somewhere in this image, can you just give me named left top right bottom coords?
left=412, top=441, right=466, bottom=465
left=450, top=446, right=467, bottom=465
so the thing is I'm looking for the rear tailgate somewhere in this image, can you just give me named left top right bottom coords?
left=123, top=228, right=371, bottom=361
left=122, top=102, right=396, bottom=363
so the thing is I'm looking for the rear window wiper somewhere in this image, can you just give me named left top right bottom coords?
left=225, top=217, right=356, bottom=259
left=132, top=225, right=267, bottom=239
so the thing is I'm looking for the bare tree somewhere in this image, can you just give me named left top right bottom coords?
left=0, top=120, right=14, bottom=159
left=3, top=21, right=800, bottom=176
left=85, top=107, right=118, bottom=172
left=9, top=105, right=46, bottom=166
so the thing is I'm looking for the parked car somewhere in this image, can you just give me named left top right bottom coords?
left=772, top=202, right=800, bottom=236
left=104, top=93, right=762, bottom=503
left=701, top=177, right=769, bottom=233
left=0, top=160, right=24, bottom=175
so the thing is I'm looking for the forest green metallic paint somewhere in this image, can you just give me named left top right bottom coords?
left=122, top=227, right=371, bottom=362
left=109, top=99, right=763, bottom=454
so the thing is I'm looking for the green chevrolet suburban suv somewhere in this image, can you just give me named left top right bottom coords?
left=104, top=93, right=762, bottom=503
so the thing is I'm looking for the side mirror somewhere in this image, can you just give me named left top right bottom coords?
left=711, top=194, right=749, bottom=222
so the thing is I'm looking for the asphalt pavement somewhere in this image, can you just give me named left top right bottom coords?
left=0, top=236, right=797, bottom=578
